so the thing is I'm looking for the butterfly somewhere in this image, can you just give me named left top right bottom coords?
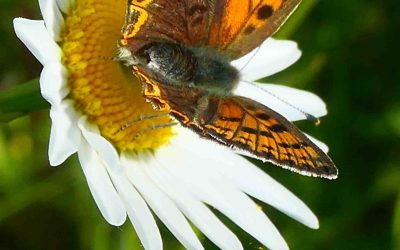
left=118, top=0, right=338, bottom=179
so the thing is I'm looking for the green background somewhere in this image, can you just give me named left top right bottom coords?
left=0, top=0, right=399, bottom=249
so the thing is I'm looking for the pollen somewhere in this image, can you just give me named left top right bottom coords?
left=61, top=0, right=174, bottom=151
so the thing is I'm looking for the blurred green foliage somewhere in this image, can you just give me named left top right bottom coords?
left=0, top=0, right=399, bottom=250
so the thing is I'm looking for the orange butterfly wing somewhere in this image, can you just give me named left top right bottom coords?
left=197, top=96, right=337, bottom=179
left=135, top=68, right=337, bottom=179
left=121, top=0, right=300, bottom=58
left=208, top=0, right=302, bottom=58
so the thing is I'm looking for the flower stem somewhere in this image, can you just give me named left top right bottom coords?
left=0, top=79, right=49, bottom=122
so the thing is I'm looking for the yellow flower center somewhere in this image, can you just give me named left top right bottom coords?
left=60, top=0, right=174, bottom=151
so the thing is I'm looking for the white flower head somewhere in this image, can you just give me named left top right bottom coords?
left=13, top=0, right=330, bottom=249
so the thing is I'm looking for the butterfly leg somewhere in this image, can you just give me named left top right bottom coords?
left=113, top=112, right=171, bottom=135
left=131, top=121, right=178, bottom=140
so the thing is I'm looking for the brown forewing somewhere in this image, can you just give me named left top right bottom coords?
left=122, top=0, right=212, bottom=53
left=122, top=0, right=301, bottom=59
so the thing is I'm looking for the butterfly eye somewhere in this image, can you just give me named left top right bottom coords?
left=146, top=44, right=170, bottom=61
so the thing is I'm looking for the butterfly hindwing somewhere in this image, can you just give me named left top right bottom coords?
left=196, top=95, right=337, bottom=179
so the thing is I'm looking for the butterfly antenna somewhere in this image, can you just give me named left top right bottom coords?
left=101, top=53, right=136, bottom=67
left=100, top=55, right=120, bottom=61
left=238, top=46, right=261, bottom=72
left=242, top=80, right=321, bottom=125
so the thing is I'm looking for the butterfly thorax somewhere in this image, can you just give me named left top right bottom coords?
left=121, top=42, right=240, bottom=95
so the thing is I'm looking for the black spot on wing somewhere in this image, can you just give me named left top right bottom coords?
left=218, top=116, right=242, bottom=122
left=257, top=5, right=274, bottom=20
left=241, top=126, right=273, bottom=138
left=254, top=112, right=271, bottom=121
left=270, top=124, right=288, bottom=133
left=244, top=25, right=256, bottom=34
left=277, top=142, right=308, bottom=149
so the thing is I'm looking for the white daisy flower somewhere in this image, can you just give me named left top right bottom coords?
left=13, top=0, right=329, bottom=249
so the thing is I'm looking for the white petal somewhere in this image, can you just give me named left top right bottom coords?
left=122, top=153, right=204, bottom=250
left=40, top=62, right=69, bottom=105
left=56, top=0, right=75, bottom=14
left=78, top=117, right=120, bottom=171
left=207, top=153, right=319, bottom=229
left=172, top=128, right=319, bottom=229
left=305, top=133, right=329, bottom=153
left=77, top=139, right=126, bottom=226
left=142, top=157, right=243, bottom=250
left=13, top=18, right=61, bottom=65
left=232, top=38, right=301, bottom=81
left=105, top=161, right=162, bottom=250
left=48, top=100, right=81, bottom=166
left=234, top=82, right=327, bottom=121
left=170, top=162, right=288, bottom=250
left=39, top=0, right=64, bottom=41
left=156, top=131, right=289, bottom=250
